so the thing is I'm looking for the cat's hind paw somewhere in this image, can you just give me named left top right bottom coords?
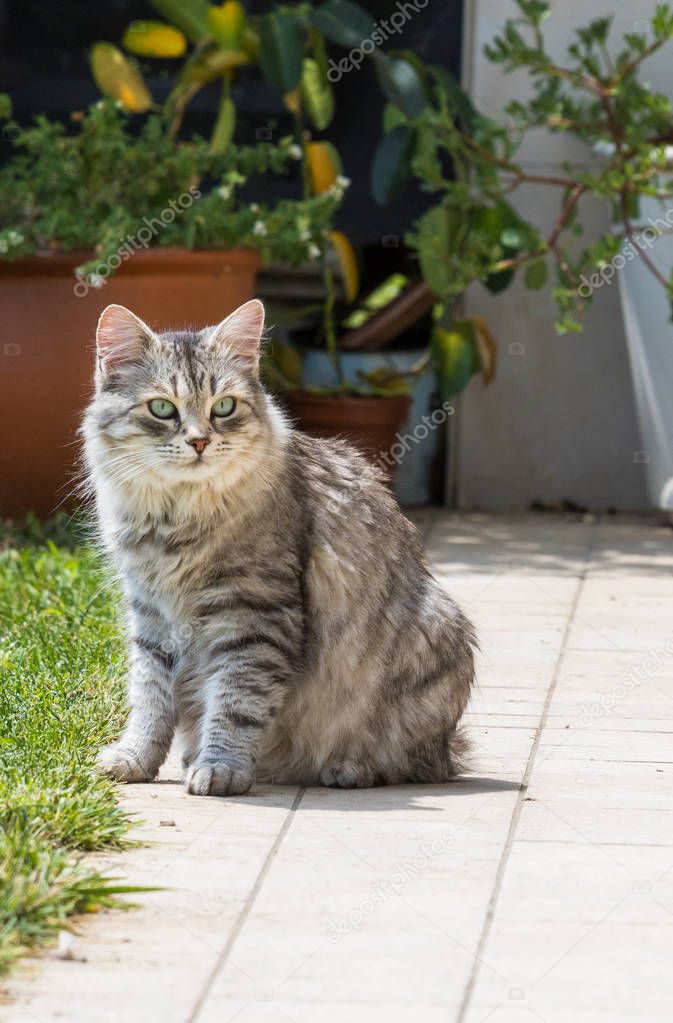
left=185, top=761, right=253, bottom=797
left=320, top=759, right=378, bottom=789
left=97, top=744, right=154, bottom=783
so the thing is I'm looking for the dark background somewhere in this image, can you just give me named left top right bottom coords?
left=0, top=0, right=464, bottom=247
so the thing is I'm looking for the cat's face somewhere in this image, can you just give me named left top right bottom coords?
left=84, top=300, right=275, bottom=490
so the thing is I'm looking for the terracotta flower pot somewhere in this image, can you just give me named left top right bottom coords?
left=283, top=390, right=412, bottom=476
left=0, top=248, right=260, bottom=519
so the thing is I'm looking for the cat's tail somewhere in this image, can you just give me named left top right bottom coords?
left=405, top=726, right=472, bottom=782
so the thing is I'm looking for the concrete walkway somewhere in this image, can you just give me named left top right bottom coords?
left=4, top=514, right=673, bottom=1023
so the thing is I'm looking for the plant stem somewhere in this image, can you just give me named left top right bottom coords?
left=490, top=184, right=586, bottom=275
left=322, top=255, right=345, bottom=387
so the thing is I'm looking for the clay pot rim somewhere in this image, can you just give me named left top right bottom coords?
left=0, top=247, right=261, bottom=277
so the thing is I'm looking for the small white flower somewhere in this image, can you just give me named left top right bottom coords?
left=288, top=144, right=303, bottom=160
left=308, top=243, right=321, bottom=260
left=299, top=228, right=311, bottom=241
left=0, top=241, right=8, bottom=254
left=249, top=203, right=259, bottom=213
left=253, top=220, right=268, bottom=237
left=7, top=230, right=23, bottom=245
left=336, top=175, right=351, bottom=188
left=88, top=273, right=105, bottom=289
left=217, top=185, right=231, bottom=200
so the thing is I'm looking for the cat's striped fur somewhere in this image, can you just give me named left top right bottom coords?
left=84, top=300, right=476, bottom=795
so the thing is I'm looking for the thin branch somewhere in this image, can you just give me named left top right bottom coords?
left=549, top=184, right=585, bottom=247
left=550, top=241, right=580, bottom=290
left=524, top=58, right=604, bottom=96
left=460, top=133, right=577, bottom=189
left=608, top=34, right=671, bottom=88
left=490, top=184, right=586, bottom=275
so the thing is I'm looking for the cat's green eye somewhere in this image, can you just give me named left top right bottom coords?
left=211, top=396, right=236, bottom=418
left=148, top=398, right=177, bottom=419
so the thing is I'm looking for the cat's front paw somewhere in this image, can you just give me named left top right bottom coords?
left=97, top=744, right=154, bottom=783
left=185, top=760, right=253, bottom=797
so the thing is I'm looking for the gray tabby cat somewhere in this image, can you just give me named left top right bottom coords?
left=84, top=300, right=476, bottom=795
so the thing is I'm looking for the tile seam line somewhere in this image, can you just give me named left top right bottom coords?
left=187, top=786, right=306, bottom=1023
left=455, top=514, right=602, bottom=1023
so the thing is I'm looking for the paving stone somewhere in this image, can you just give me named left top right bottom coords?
left=4, top=515, right=671, bottom=1023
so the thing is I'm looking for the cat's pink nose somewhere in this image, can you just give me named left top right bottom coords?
left=187, top=435, right=210, bottom=455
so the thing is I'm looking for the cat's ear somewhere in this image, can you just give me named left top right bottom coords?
left=96, top=304, right=155, bottom=374
left=206, top=299, right=265, bottom=370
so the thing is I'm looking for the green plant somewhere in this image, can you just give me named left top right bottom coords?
left=90, top=0, right=497, bottom=399
left=92, top=1, right=336, bottom=148
left=371, top=0, right=673, bottom=340
left=0, top=516, right=152, bottom=972
left=90, top=1, right=361, bottom=298
left=0, top=98, right=344, bottom=283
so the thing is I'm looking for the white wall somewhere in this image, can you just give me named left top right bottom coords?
left=452, top=0, right=670, bottom=511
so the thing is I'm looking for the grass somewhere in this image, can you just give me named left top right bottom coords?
left=0, top=513, right=142, bottom=974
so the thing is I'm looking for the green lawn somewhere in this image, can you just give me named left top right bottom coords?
left=0, top=515, right=140, bottom=973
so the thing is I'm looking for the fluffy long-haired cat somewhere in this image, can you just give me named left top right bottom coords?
left=83, top=300, right=476, bottom=795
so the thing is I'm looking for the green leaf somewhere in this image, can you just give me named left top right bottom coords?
left=374, top=54, right=427, bottom=118
left=517, top=0, right=551, bottom=29
left=149, top=0, right=210, bottom=43
left=371, top=124, right=415, bottom=205
left=524, top=259, right=548, bottom=290
left=432, top=323, right=475, bottom=399
left=301, top=57, right=334, bottom=131
left=311, top=0, right=375, bottom=49
left=412, top=204, right=460, bottom=299
left=427, top=65, right=478, bottom=131
left=258, top=12, right=304, bottom=93
left=472, top=200, right=521, bottom=242
left=500, top=227, right=524, bottom=249
left=483, top=268, right=515, bottom=294
left=382, top=102, right=407, bottom=132
left=414, top=124, right=442, bottom=184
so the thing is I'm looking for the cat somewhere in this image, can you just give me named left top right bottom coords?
left=83, top=299, right=476, bottom=795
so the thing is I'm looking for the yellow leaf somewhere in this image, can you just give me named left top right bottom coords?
left=306, top=141, right=337, bottom=195
left=208, top=1, right=246, bottom=48
left=187, top=46, right=250, bottom=84
left=122, top=21, right=187, bottom=58
left=283, top=88, right=302, bottom=114
left=328, top=230, right=359, bottom=303
left=470, top=314, right=497, bottom=385
left=91, top=43, right=152, bottom=112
